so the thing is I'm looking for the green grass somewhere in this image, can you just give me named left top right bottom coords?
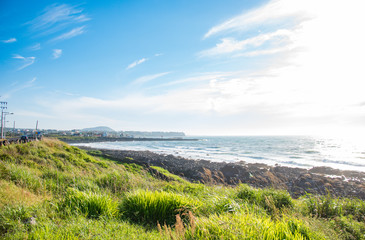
left=119, top=189, right=197, bottom=226
left=59, top=188, right=119, bottom=219
left=183, top=212, right=322, bottom=240
left=0, top=138, right=364, bottom=239
left=237, top=184, right=293, bottom=215
left=150, top=166, right=190, bottom=184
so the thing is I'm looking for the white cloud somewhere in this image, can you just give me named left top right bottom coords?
left=39, top=64, right=365, bottom=135
left=153, top=72, right=234, bottom=88
left=202, top=0, right=365, bottom=135
left=27, top=3, right=90, bottom=33
left=126, top=58, right=148, bottom=70
left=16, top=110, right=56, bottom=119
left=52, top=49, right=62, bottom=59
left=51, top=26, right=86, bottom=42
left=204, top=0, right=310, bottom=39
left=2, top=38, right=16, bottom=43
left=1, top=77, right=37, bottom=100
left=132, top=72, right=170, bottom=85
left=29, top=43, right=41, bottom=51
left=238, top=46, right=293, bottom=57
left=26, top=0, right=365, bottom=135
left=12, top=54, right=36, bottom=70
left=200, top=29, right=292, bottom=57
left=29, top=77, right=37, bottom=84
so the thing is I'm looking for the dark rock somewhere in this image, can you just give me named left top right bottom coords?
left=79, top=146, right=365, bottom=200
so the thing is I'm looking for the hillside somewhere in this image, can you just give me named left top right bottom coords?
left=0, top=139, right=364, bottom=239
left=81, top=126, right=116, bottom=132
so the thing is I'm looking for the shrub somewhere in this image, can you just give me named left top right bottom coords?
left=120, top=190, right=197, bottom=226
left=60, top=188, right=118, bottom=219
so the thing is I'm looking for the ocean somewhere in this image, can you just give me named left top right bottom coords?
left=73, top=136, right=365, bottom=172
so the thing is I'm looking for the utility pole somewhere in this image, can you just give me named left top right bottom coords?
left=3, top=112, right=13, bottom=138
left=35, top=120, right=38, bottom=140
left=0, top=101, right=7, bottom=139
left=13, top=121, right=15, bottom=135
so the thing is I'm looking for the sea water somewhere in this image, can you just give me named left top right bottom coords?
left=73, top=136, right=365, bottom=172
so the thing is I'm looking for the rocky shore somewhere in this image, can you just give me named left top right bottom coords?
left=60, top=137, right=198, bottom=144
left=80, top=147, right=365, bottom=199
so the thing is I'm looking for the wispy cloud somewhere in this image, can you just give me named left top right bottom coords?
left=197, top=0, right=365, bottom=135
left=52, top=49, right=62, bottom=59
left=29, top=43, right=41, bottom=51
left=51, top=26, right=86, bottom=42
left=2, top=38, right=16, bottom=43
left=132, top=72, right=171, bottom=85
left=12, top=54, right=36, bottom=70
left=27, top=3, right=90, bottom=33
left=53, top=90, right=78, bottom=96
left=238, top=46, right=294, bottom=57
left=126, top=58, right=148, bottom=70
left=1, top=77, right=37, bottom=100
left=29, top=77, right=37, bottom=84
left=153, top=72, right=233, bottom=88
left=200, top=29, right=292, bottom=57
left=204, top=0, right=309, bottom=39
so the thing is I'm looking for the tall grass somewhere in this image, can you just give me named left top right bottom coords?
left=1, top=139, right=364, bottom=239
left=120, top=190, right=198, bottom=226
left=302, top=194, right=365, bottom=222
left=7, top=164, right=43, bottom=194
left=237, top=184, right=293, bottom=214
left=60, top=188, right=118, bottom=219
left=96, top=171, right=130, bottom=194
left=0, top=205, right=32, bottom=236
left=150, top=166, right=190, bottom=184
left=29, top=216, right=166, bottom=240
left=331, top=216, right=365, bottom=240
left=182, top=211, right=321, bottom=240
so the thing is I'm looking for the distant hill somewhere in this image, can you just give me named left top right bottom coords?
left=122, top=131, right=185, bottom=138
left=81, top=126, right=115, bottom=132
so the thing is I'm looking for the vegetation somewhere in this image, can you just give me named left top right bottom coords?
left=0, top=138, right=364, bottom=239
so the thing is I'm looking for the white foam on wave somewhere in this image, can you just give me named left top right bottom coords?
left=73, top=136, right=365, bottom=172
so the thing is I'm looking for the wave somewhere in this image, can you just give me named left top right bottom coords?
left=73, top=135, right=365, bottom=172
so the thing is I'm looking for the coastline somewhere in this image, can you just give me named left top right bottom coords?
left=79, top=146, right=365, bottom=200
left=58, top=136, right=199, bottom=144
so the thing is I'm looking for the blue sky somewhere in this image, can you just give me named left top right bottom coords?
left=1, top=0, right=365, bottom=136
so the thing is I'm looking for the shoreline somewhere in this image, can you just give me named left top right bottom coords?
left=58, top=136, right=199, bottom=144
left=79, top=146, right=365, bottom=200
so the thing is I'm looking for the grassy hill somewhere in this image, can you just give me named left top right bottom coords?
left=0, top=138, right=364, bottom=239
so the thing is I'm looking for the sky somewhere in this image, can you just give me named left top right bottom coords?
left=1, top=0, right=365, bottom=136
